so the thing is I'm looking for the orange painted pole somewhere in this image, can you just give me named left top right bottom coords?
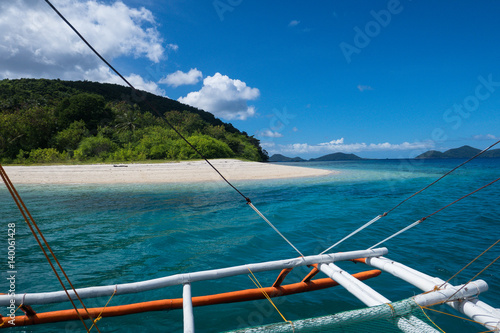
left=1, top=270, right=381, bottom=328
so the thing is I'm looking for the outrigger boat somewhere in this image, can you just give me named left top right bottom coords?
left=1, top=1, right=500, bottom=332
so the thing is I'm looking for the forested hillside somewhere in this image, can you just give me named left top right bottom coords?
left=0, top=79, right=268, bottom=163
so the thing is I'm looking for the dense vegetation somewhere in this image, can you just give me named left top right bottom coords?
left=0, top=79, right=268, bottom=164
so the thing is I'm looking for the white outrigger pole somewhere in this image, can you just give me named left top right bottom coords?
left=363, top=256, right=500, bottom=331
left=2, top=247, right=499, bottom=332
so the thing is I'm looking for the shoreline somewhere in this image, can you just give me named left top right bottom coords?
left=2, top=159, right=334, bottom=184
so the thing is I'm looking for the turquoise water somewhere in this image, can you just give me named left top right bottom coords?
left=1, top=159, right=499, bottom=332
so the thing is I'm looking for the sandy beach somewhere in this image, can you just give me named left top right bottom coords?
left=2, top=159, right=333, bottom=184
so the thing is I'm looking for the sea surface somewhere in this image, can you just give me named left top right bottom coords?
left=1, top=158, right=499, bottom=332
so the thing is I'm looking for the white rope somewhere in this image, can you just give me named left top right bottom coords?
left=247, top=202, right=304, bottom=257
left=368, top=219, right=422, bottom=250
left=320, top=215, right=382, bottom=254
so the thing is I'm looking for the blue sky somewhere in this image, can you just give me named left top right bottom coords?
left=1, top=0, right=499, bottom=158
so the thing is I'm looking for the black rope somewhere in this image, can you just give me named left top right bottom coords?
left=384, top=139, right=500, bottom=216
left=44, top=0, right=251, bottom=203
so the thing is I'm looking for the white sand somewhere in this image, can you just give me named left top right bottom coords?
left=2, top=159, right=333, bottom=184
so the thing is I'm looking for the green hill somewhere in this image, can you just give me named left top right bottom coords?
left=0, top=78, right=268, bottom=163
left=309, top=152, right=362, bottom=161
left=415, top=145, right=500, bottom=159
left=268, top=154, right=306, bottom=162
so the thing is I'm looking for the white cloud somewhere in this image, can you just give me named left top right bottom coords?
left=288, top=20, right=300, bottom=27
left=473, top=134, right=499, bottom=140
left=166, top=43, right=179, bottom=52
left=0, top=0, right=167, bottom=95
left=256, top=130, right=283, bottom=138
left=271, top=138, right=435, bottom=155
left=319, top=138, right=344, bottom=146
left=178, top=73, right=260, bottom=120
left=357, top=84, right=373, bottom=92
left=160, top=68, right=202, bottom=87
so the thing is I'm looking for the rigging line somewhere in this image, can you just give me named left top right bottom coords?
left=368, top=176, right=500, bottom=250
left=319, top=215, right=382, bottom=254
left=438, top=239, right=500, bottom=290
left=416, top=303, right=446, bottom=333
left=442, top=255, right=500, bottom=305
left=421, top=176, right=500, bottom=221
left=0, top=166, right=93, bottom=332
left=319, top=140, right=500, bottom=254
left=43, top=0, right=305, bottom=256
left=385, top=139, right=500, bottom=216
left=420, top=306, right=498, bottom=332
left=247, top=268, right=291, bottom=325
left=43, top=0, right=249, bottom=203
left=248, top=202, right=304, bottom=257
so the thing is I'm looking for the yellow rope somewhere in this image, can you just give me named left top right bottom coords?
left=416, top=304, right=446, bottom=333
left=247, top=268, right=295, bottom=332
left=0, top=303, right=30, bottom=327
left=89, top=288, right=117, bottom=331
left=420, top=306, right=498, bottom=331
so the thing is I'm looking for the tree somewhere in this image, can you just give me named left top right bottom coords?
left=112, top=102, right=142, bottom=133
left=74, top=135, right=118, bottom=160
left=52, top=120, right=89, bottom=151
left=55, top=93, right=112, bottom=131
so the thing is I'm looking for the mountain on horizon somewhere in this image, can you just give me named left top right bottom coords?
left=309, top=152, right=362, bottom=161
left=415, top=145, right=500, bottom=159
left=269, top=152, right=362, bottom=162
left=268, top=154, right=306, bottom=162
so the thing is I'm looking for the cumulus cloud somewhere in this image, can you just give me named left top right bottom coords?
left=288, top=20, right=300, bottom=27
left=160, top=68, right=202, bottom=87
left=0, top=0, right=166, bottom=95
left=178, top=73, right=260, bottom=120
left=271, top=138, right=435, bottom=155
left=256, top=130, right=283, bottom=138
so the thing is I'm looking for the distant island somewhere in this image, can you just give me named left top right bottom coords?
left=268, top=154, right=306, bottom=162
left=269, top=152, right=362, bottom=162
left=269, top=145, right=500, bottom=162
left=415, top=145, right=500, bottom=159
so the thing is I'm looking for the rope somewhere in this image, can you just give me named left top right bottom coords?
left=416, top=302, right=446, bottom=333
left=421, top=177, right=500, bottom=221
left=320, top=215, right=382, bottom=254
left=43, top=0, right=249, bottom=203
left=368, top=219, right=422, bottom=250
left=439, top=239, right=500, bottom=289
left=247, top=268, right=295, bottom=332
left=368, top=177, right=500, bottom=249
left=43, top=0, right=301, bottom=257
left=442, top=254, right=499, bottom=305
left=89, top=286, right=117, bottom=331
left=320, top=140, right=500, bottom=254
left=419, top=306, right=498, bottom=332
left=248, top=202, right=304, bottom=257
left=384, top=139, right=500, bottom=215
left=0, top=165, right=94, bottom=332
